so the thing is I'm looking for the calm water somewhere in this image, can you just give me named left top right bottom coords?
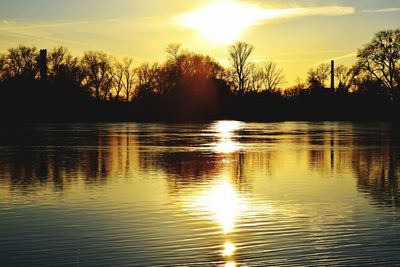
left=0, top=122, right=399, bottom=266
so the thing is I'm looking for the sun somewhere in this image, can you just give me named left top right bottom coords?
left=178, top=1, right=282, bottom=45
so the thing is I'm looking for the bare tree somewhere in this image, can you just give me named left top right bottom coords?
left=2, top=45, right=38, bottom=79
left=113, top=60, right=125, bottom=101
left=136, top=63, right=160, bottom=98
left=335, top=65, right=349, bottom=86
left=229, top=42, right=254, bottom=93
left=307, top=63, right=330, bottom=88
left=166, top=43, right=182, bottom=62
left=81, top=51, right=114, bottom=100
left=120, top=57, right=136, bottom=102
left=48, top=46, right=69, bottom=77
left=48, top=46, right=82, bottom=85
left=284, top=77, right=306, bottom=99
left=334, top=64, right=357, bottom=92
left=248, top=66, right=264, bottom=92
left=261, top=61, right=285, bottom=92
left=356, top=29, right=400, bottom=98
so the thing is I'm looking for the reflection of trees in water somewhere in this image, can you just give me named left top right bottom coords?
left=0, top=125, right=140, bottom=191
left=138, top=148, right=252, bottom=194
left=0, top=123, right=290, bottom=196
left=304, top=123, right=400, bottom=207
left=3, top=123, right=399, bottom=207
left=307, top=123, right=355, bottom=174
left=149, top=151, right=225, bottom=195
left=135, top=126, right=279, bottom=194
left=0, top=124, right=280, bottom=194
left=352, top=129, right=400, bottom=207
left=152, top=148, right=279, bottom=194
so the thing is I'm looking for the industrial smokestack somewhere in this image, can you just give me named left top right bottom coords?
left=39, top=49, right=47, bottom=82
left=331, top=60, right=335, bottom=91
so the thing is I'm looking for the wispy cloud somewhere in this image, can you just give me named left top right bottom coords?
left=0, top=16, right=178, bottom=59
left=362, top=8, right=400, bottom=14
left=0, top=19, right=120, bottom=30
left=281, top=6, right=355, bottom=19
left=333, top=52, right=357, bottom=61
left=0, top=28, right=92, bottom=48
left=316, top=52, right=357, bottom=65
left=0, top=19, right=119, bottom=51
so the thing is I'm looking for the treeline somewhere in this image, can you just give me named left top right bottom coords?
left=0, top=29, right=399, bottom=122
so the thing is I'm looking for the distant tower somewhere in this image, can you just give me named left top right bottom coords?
left=331, top=60, right=335, bottom=91
left=39, top=49, right=47, bottom=82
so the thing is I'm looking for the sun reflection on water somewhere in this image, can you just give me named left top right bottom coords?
left=190, top=121, right=244, bottom=265
left=215, top=139, right=240, bottom=154
left=194, top=179, right=244, bottom=266
left=215, top=121, right=241, bottom=135
left=225, top=261, right=237, bottom=267
left=196, top=180, right=243, bottom=233
left=222, top=241, right=236, bottom=257
left=214, top=121, right=241, bottom=154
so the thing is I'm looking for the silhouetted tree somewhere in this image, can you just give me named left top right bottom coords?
left=113, top=57, right=135, bottom=102
left=81, top=51, right=114, bottom=100
left=0, top=54, right=6, bottom=81
left=48, top=46, right=83, bottom=86
left=166, top=43, right=183, bottom=61
left=334, top=64, right=356, bottom=93
left=251, top=61, right=285, bottom=93
left=1, top=29, right=400, bottom=123
left=48, top=46, right=69, bottom=77
left=307, top=63, right=330, bottom=89
left=173, top=52, right=226, bottom=118
left=356, top=29, right=400, bottom=99
left=284, top=77, right=306, bottom=99
left=113, top=59, right=124, bottom=101
left=122, top=58, right=136, bottom=102
left=136, top=63, right=159, bottom=99
left=355, top=73, right=387, bottom=96
left=229, top=42, right=254, bottom=94
left=1, top=45, right=38, bottom=79
left=248, top=66, right=264, bottom=92
left=334, top=65, right=348, bottom=87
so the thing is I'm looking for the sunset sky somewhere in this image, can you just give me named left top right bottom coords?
left=0, top=0, right=399, bottom=84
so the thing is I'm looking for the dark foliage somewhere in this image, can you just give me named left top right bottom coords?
left=0, top=29, right=399, bottom=122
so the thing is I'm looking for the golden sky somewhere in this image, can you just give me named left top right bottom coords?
left=0, top=0, right=400, bottom=84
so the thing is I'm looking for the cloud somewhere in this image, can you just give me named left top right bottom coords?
left=294, top=6, right=355, bottom=17
left=316, top=52, right=357, bottom=66
left=363, top=8, right=400, bottom=13
left=0, top=16, right=180, bottom=60
left=0, top=19, right=117, bottom=51
left=0, top=27, right=92, bottom=48
left=0, top=19, right=120, bottom=30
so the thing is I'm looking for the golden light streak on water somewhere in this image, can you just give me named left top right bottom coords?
left=222, top=241, right=237, bottom=257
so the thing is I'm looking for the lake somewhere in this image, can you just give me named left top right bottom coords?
left=0, top=121, right=399, bottom=266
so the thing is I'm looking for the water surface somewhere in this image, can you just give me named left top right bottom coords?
left=0, top=122, right=399, bottom=266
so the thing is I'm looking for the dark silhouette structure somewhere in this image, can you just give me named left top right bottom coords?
left=39, top=49, right=47, bottom=82
left=331, top=60, right=335, bottom=91
left=0, top=29, right=399, bottom=122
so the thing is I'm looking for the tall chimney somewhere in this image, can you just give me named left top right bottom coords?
left=331, top=60, right=335, bottom=91
left=39, top=49, right=47, bottom=82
